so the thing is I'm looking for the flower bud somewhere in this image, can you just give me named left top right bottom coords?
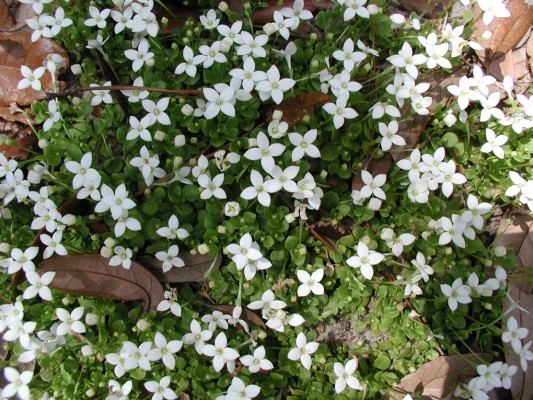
left=100, top=246, right=113, bottom=258
left=368, top=198, right=382, bottom=211
left=38, top=139, right=49, bottom=149
left=443, top=112, right=457, bottom=127
left=494, top=246, right=507, bottom=257
left=85, top=312, right=98, bottom=325
left=181, top=104, right=194, bottom=117
left=285, top=213, right=296, bottom=223
left=0, top=243, right=10, bottom=253
left=72, top=97, right=82, bottom=106
left=136, top=319, right=150, bottom=331
left=481, top=30, right=492, bottom=41
left=310, top=59, right=320, bottom=71
left=224, top=201, right=240, bottom=217
left=161, top=16, right=169, bottom=27
left=309, top=33, right=317, bottom=43
left=86, top=389, right=96, bottom=398
left=219, top=1, right=228, bottom=11
left=298, top=246, right=306, bottom=256
left=81, top=344, right=94, bottom=356
left=244, top=2, right=251, bottom=11
left=367, top=4, right=379, bottom=14
left=190, top=136, right=198, bottom=144
left=145, top=58, right=155, bottom=67
left=63, top=214, right=77, bottom=226
left=104, top=237, right=116, bottom=248
left=71, top=64, right=82, bottom=75
left=217, top=225, right=227, bottom=234
left=263, top=23, right=276, bottom=35
left=198, top=244, right=209, bottom=254
left=272, top=110, right=283, bottom=120
left=174, top=134, right=186, bottom=147
left=219, top=40, right=231, bottom=52
left=154, top=130, right=165, bottom=141
left=381, top=228, right=394, bottom=241
left=171, top=42, right=178, bottom=50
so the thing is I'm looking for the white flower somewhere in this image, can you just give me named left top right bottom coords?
left=225, top=377, right=261, bottom=400
left=124, top=39, right=154, bottom=72
left=95, top=184, right=136, bottom=220
left=217, top=20, right=243, bottom=44
left=130, top=146, right=166, bottom=186
left=18, top=65, right=46, bottom=91
left=202, top=332, right=239, bottom=372
left=269, top=11, right=294, bottom=40
left=90, top=81, right=113, bottom=105
left=379, top=120, right=405, bottom=151
left=480, top=128, right=507, bottom=159
left=387, top=42, right=427, bottom=79
left=199, top=41, right=228, bottom=68
left=397, top=148, right=423, bottom=182
left=437, top=160, right=467, bottom=197
left=360, top=170, right=387, bottom=200
left=478, top=0, right=510, bottom=25
left=288, top=332, right=319, bottom=370
left=147, top=332, right=183, bottom=370
left=404, top=274, right=423, bottom=296
left=107, top=380, right=133, bottom=400
left=240, top=346, right=274, bottom=373
left=280, top=0, right=313, bottom=28
left=296, top=269, right=325, bottom=296
left=240, top=170, right=277, bottom=207
left=447, top=76, right=480, bottom=110
left=477, top=362, right=503, bottom=390
left=425, top=43, right=451, bottom=69
left=268, top=120, right=289, bottom=139
left=411, top=252, right=434, bottom=282
left=256, top=65, right=295, bottom=104
left=381, top=229, right=416, bottom=257
left=346, top=241, right=384, bottom=280
left=461, top=195, right=492, bottom=230
left=156, top=215, right=189, bottom=240
left=182, top=320, right=212, bottom=353
left=369, top=101, right=401, bottom=119
left=520, top=340, right=533, bottom=371
left=332, top=38, right=366, bottom=72
left=411, top=94, right=432, bottom=115
left=235, top=31, right=268, bottom=58
left=322, top=95, right=358, bottom=129
left=142, top=98, right=171, bottom=125
left=56, top=306, right=85, bottom=336
left=272, top=41, right=297, bottom=70
left=438, top=215, right=467, bottom=248
left=229, top=57, right=267, bottom=93
left=85, top=6, right=110, bottom=28
left=479, top=92, right=505, bottom=122
left=40, top=231, right=67, bottom=259
left=224, top=201, right=240, bottom=217
left=334, top=359, right=362, bottom=393
left=123, top=341, right=152, bottom=371
left=6, top=247, right=38, bottom=274
left=502, top=316, right=528, bottom=354
left=203, top=86, right=236, bottom=119
left=174, top=46, right=205, bottom=77
left=289, top=129, right=320, bottom=161
left=244, top=131, right=285, bottom=171
left=330, top=69, right=363, bottom=98
left=64, top=152, right=100, bottom=190
left=198, top=173, right=227, bottom=200
left=155, top=245, right=184, bottom=273
left=440, top=278, right=472, bottom=311
left=226, top=233, right=262, bottom=270
left=2, top=367, right=33, bottom=400
left=144, top=376, right=177, bottom=400
left=200, top=9, right=219, bottom=30
left=43, top=99, right=61, bottom=132
left=23, top=271, right=55, bottom=301
left=157, top=290, right=182, bottom=317
left=109, top=246, right=133, bottom=269
left=499, top=363, right=517, bottom=389
left=266, top=165, right=299, bottom=193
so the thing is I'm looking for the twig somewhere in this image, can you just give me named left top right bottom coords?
left=46, top=85, right=202, bottom=99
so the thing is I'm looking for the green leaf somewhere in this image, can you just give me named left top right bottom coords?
left=373, top=354, right=392, bottom=370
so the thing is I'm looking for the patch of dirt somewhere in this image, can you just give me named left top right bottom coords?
left=315, top=316, right=388, bottom=347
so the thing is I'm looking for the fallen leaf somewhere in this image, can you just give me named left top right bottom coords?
left=0, top=32, right=69, bottom=106
left=0, top=120, right=23, bottom=133
left=527, top=34, right=533, bottom=72
left=253, top=0, right=336, bottom=24
left=143, top=252, right=221, bottom=283
left=400, top=0, right=451, bottom=18
left=495, top=212, right=533, bottom=399
left=0, top=126, right=37, bottom=159
left=307, top=219, right=351, bottom=254
left=0, top=105, right=32, bottom=124
left=390, top=353, right=492, bottom=399
left=39, top=254, right=165, bottom=312
left=473, top=0, right=533, bottom=62
left=486, top=47, right=530, bottom=82
left=0, top=1, right=14, bottom=30
left=266, top=91, right=330, bottom=127
left=179, top=393, right=191, bottom=400
left=205, top=304, right=266, bottom=329
left=9, top=4, right=34, bottom=32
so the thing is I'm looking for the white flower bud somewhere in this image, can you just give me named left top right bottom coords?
left=63, top=214, right=77, bottom=226
left=272, top=110, right=283, bottom=120
left=367, top=4, right=379, bottom=14
left=71, top=64, right=82, bottom=75
left=104, top=237, right=116, bottom=248
left=443, top=112, right=457, bottom=127
left=0, top=243, right=10, bottom=253
left=298, top=246, right=306, bottom=255
left=218, top=1, right=228, bottom=11
left=224, top=201, right=240, bottom=217
left=248, top=138, right=257, bottom=147
left=161, top=16, right=169, bottom=27
left=174, top=134, right=186, bottom=147
left=381, top=228, right=395, bottom=241
left=219, top=40, right=231, bottom=52
left=38, top=139, right=49, bottom=149
left=217, top=225, right=226, bottom=234
left=368, top=198, right=382, bottom=211
left=481, top=30, right=492, bottom=41
left=198, top=244, right=209, bottom=255
left=173, top=156, right=183, bottom=169
left=181, top=104, right=194, bottom=116
left=81, top=344, right=94, bottom=356
left=136, top=319, right=150, bottom=331
left=145, top=58, right=155, bottom=67
left=285, top=213, right=296, bottom=223
left=100, top=246, right=113, bottom=258
left=85, top=312, right=98, bottom=325
left=263, top=23, right=276, bottom=35
left=154, top=130, right=165, bottom=141
left=494, top=246, right=507, bottom=257
left=86, top=389, right=96, bottom=398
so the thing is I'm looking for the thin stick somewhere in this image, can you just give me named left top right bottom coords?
left=46, top=85, right=202, bottom=99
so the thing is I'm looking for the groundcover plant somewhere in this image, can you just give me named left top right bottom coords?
left=0, top=0, right=532, bottom=398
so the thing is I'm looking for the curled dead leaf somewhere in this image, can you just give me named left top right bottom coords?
left=265, top=91, right=330, bottom=128
left=400, top=0, right=451, bottom=18
left=307, top=219, right=351, bottom=254
left=390, top=353, right=492, bottom=399
left=144, top=252, right=221, bottom=283
left=0, top=126, right=37, bottom=159
left=39, top=254, right=165, bottom=312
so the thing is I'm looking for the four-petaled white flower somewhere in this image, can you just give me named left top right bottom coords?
left=155, top=245, right=184, bottom=273
left=323, top=95, right=358, bottom=129
left=241, top=170, right=278, bottom=207
left=129, top=146, right=166, bottom=186
left=230, top=57, right=267, bottom=93
left=440, top=278, right=472, bottom=311
left=109, top=246, right=133, bottom=269
left=224, top=377, right=261, bottom=400
left=332, top=38, right=366, bottom=72
left=203, top=86, right=236, bottom=119
left=202, top=332, right=240, bottom=372
left=174, top=46, right=206, bottom=77
left=156, top=215, right=189, bottom=240
left=147, top=331, right=183, bottom=370
left=182, top=319, right=213, bottom=353
left=387, top=42, right=427, bottom=79
left=56, top=306, right=85, bottom=336
left=289, top=129, right=320, bottom=161
left=288, top=332, right=319, bottom=370
left=23, top=271, right=55, bottom=301
left=107, top=380, right=133, bottom=400
left=244, top=131, right=285, bottom=171
left=65, top=152, right=100, bottom=190
left=502, top=316, right=529, bottom=354
left=40, top=231, right=67, bottom=259
left=95, top=184, right=136, bottom=220
left=198, top=173, right=227, bottom=199
left=346, top=241, right=385, bottom=280
left=379, top=120, right=405, bottom=151
left=296, top=269, right=325, bottom=297
left=480, top=128, right=507, bottom=159
left=144, top=376, right=177, bottom=400
left=2, top=367, right=33, bottom=400
left=142, top=98, right=171, bottom=125
left=360, top=170, right=387, bottom=200
left=256, top=65, right=295, bottom=104
left=334, top=359, right=362, bottom=393
left=18, top=65, right=46, bottom=91
left=240, top=345, right=274, bottom=373
left=411, top=252, right=434, bottom=282
left=280, top=0, right=313, bottom=29
left=124, top=39, right=154, bottom=72
left=200, top=9, right=219, bottom=30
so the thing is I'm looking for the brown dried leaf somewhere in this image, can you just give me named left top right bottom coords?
left=144, top=252, right=221, bottom=283
left=495, top=212, right=533, bottom=262
left=0, top=106, right=31, bottom=124
left=253, top=0, right=336, bottom=24
left=266, top=91, right=330, bottom=128
left=473, top=0, right=533, bottom=62
left=9, top=4, right=35, bottom=32
left=39, top=254, right=165, bottom=312
left=400, top=0, right=451, bottom=18
left=352, top=154, right=393, bottom=190
left=307, top=219, right=351, bottom=254
left=0, top=1, right=14, bottom=30
left=527, top=34, right=533, bottom=73
left=390, top=353, right=492, bottom=399
left=0, top=126, right=37, bottom=159
left=0, top=32, right=69, bottom=106
left=206, top=304, right=266, bottom=329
